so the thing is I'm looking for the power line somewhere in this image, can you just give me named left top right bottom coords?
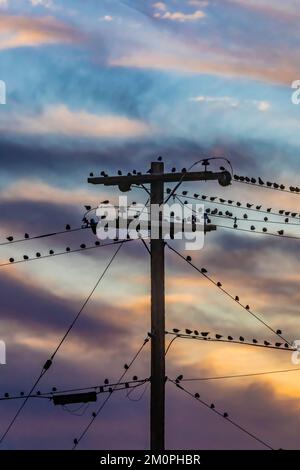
left=165, top=331, right=294, bottom=352
left=166, top=243, right=292, bottom=345
left=72, top=336, right=150, bottom=449
left=233, top=174, right=300, bottom=196
left=0, top=226, right=88, bottom=247
left=0, top=242, right=125, bottom=444
left=168, top=378, right=274, bottom=450
left=0, top=239, right=133, bottom=268
left=170, top=190, right=300, bottom=219
left=0, top=379, right=149, bottom=402
left=181, top=368, right=300, bottom=382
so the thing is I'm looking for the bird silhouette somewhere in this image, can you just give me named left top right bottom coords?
left=278, top=230, right=284, bottom=235
left=201, top=268, right=207, bottom=273
left=104, top=379, right=109, bottom=385
left=236, top=202, right=241, bottom=206
left=228, top=336, right=233, bottom=341
left=185, top=329, right=192, bottom=334
left=158, top=156, right=162, bottom=161
left=262, top=227, right=267, bottom=232
left=66, top=247, right=70, bottom=252
left=173, top=328, right=180, bottom=333
left=285, top=218, right=289, bottom=223
left=252, top=339, right=258, bottom=344
left=264, top=217, right=268, bottom=221
left=133, top=375, right=138, bottom=381
left=201, top=332, right=209, bottom=337
left=89, top=173, right=94, bottom=177
left=279, top=210, right=284, bottom=214
left=251, top=178, right=256, bottom=184
left=194, top=330, right=199, bottom=335
left=49, top=250, right=54, bottom=255
left=239, top=336, right=244, bottom=342
left=186, top=256, right=192, bottom=262
left=284, top=343, right=289, bottom=348
left=267, top=208, right=271, bottom=212
left=6, top=236, right=13, bottom=242
left=246, top=203, right=253, bottom=208
left=219, top=198, right=225, bottom=203
left=215, top=334, right=222, bottom=339
left=235, top=296, right=239, bottom=301
left=23, top=255, right=29, bottom=260
left=217, top=282, right=222, bottom=287
left=92, top=412, right=96, bottom=418
left=276, top=329, right=282, bottom=335
left=266, top=181, right=272, bottom=187
left=273, top=183, right=279, bottom=189
left=243, top=214, right=248, bottom=219
left=264, top=341, right=270, bottom=346
left=9, top=258, right=14, bottom=263
left=245, top=305, right=250, bottom=310
left=84, top=205, right=91, bottom=211
left=275, top=343, right=282, bottom=347
left=223, top=412, right=228, bottom=418
left=171, top=167, right=176, bottom=173
left=256, top=205, right=262, bottom=210
left=118, top=170, right=122, bottom=175
left=80, top=244, right=86, bottom=249
left=250, top=226, right=255, bottom=230
left=194, top=393, right=200, bottom=399
left=124, top=364, right=129, bottom=370
left=181, top=168, right=187, bottom=173
left=24, top=233, right=29, bottom=239
left=210, top=403, right=215, bottom=409
left=101, top=171, right=108, bottom=177
left=176, top=375, right=183, bottom=381
left=280, top=185, right=285, bottom=190
left=36, top=253, right=41, bottom=258
left=182, top=191, right=188, bottom=196
left=66, top=224, right=71, bottom=230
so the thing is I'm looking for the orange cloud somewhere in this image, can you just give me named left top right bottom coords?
left=0, top=14, right=82, bottom=49
left=1, top=105, right=152, bottom=138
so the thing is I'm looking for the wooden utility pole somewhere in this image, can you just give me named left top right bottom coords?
left=150, top=161, right=165, bottom=451
left=87, top=161, right=231, bottom=451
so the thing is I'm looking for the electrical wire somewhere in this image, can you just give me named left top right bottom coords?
left=0, top=242, right=125, bottom=444
left=72, top=336, right=150, bottom=449
left=233, top=174, right=300, bottom=196
left=165, top=331, right=294, bottom=352
left=166, top=243, right=292, bottom=346
left=181, top=367, right=300, bottom=382
left=0, top=239, right=133, bottom=269
left=0, top=226, right=88, bottom=247
left=168, top=378, right=274, bottom=450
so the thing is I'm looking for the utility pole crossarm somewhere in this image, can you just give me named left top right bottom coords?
left=88, top=170, right=231, bottom=191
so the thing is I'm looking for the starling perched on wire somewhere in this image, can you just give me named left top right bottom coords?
left=201, top=332, right=209, bottom=337
left=228, top=336, right=233, bottom=341
left=173, top=328, right=180, bottom=333
left=245, top=305, right=250, bottom=310
left=223, top=412, right=228, bottom=418
left=264, top=341, right=270, bottom=346
left=23, top=255, right=29, bottom=260
left=262, top=227, right=267, bottom=232
left=24, top=233, right=29, bottom=239
left=6, top=236, right=13, bottom=242
left=118, top=170, right=122, bottom=175
left=104, top=379, right=109, bottom=385
left=176, top=375, right=183, bottom=381
left=195, top=393, right=200, bottom=399
left=182, top=191, right=188, bottom=196
left=276, top=329, right=282, bottom=335
left=9, top=258, right=14, bottom=263
left=256, top=205, right=261, bottom=210
left=215, top=334, right=222, bottom=339
left=185, top=329, right=192, bottom=334
left=239, top=336, right=244, bottom=342
left=124, top=364, right=129, bottom=370
left=278, top=230, right=284, bottom=235
left=252, top=339, right=258, bottom=344
left=267, top=208, right=271, bottom=212
left=186, top=256, right=192, bottom=262
left=201, top=268, right=207, bottom=273
left=194, top=330, right=199, bottom=336
left=171, top=167, right=176, bottom=173
left=210, top=403, right=215, bottom=409
left=246, top=203, right=253, bottom=208
left=275, top=343, right=282, bottom=347
left=80, top=244, right=86, bottom=249
left=235, top=296, right=239, bottom=301
left=217, top=282, right=222, bottom=287
left=84, top=205, right=91, bottom=211
left=66, top=224, right=71, bottom=230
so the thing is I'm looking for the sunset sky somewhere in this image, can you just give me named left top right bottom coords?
left=0, top=0, right=300, bottom=450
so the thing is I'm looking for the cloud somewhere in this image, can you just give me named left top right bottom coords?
left=152, top=2, right=167, bottom=11
left=190, top=95, right=271, bottom=111
left=30, top=0, right=55, bottom=9
left=0, top=14, right=82, bottom=50
left=155, top=10, right=206, bottom=22
left=1, top=105, right=151, bottom=139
